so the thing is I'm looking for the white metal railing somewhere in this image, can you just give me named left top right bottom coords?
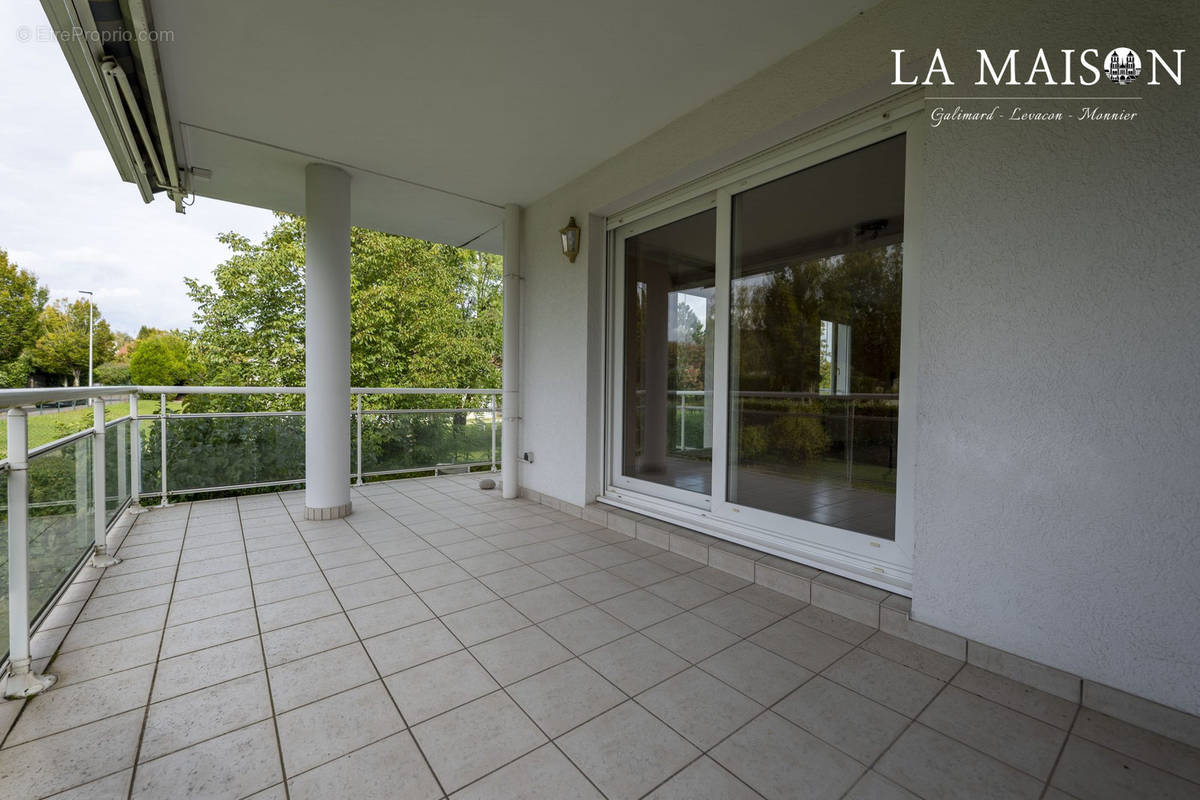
left=0, top=384, right=499, bottom=696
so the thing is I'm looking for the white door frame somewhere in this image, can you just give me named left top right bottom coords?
left=604, top=94, right=926, bottom=592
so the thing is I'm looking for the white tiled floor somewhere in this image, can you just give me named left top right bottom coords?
left=2, top=475, right=1198, bottom=799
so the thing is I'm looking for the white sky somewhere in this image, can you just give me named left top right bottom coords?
left=0, top=0, right=277, bottom=336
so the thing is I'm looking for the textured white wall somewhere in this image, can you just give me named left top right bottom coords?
left=519, top=0, right=1200, bottom=714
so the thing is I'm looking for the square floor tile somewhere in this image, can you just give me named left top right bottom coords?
left=140, top=672, right=273, bottom=762
left=693, top=594, right=781, bottom=637
left=400, top=562, right=473, bottom=592
left=364, top=619, right=462, bottom=675
left=791, top=605, right=877, bottom=645
left=862, top=632, right=963, bottom=681
left=540, top=607, right=634, bottom=655
left=645, top=575, right=726, bottom=609
left=419, top=579, right=500, bottom=615
left=533, top=554, right=598, bottom=582
left=558, top=701, right=699, bottom=800
left=644, top=612, right=739, bottom=663
left=776, top=676, right=910, bottom=764
left=712, top=711, right=865, bottom=800
left=384, top=650, right=499, bottom=723
left=750, top=618, right=855, bottom=672
left=268, top=642, right=378, bottom=712
left=598, top=589, right=684, bottom=629
left=582, top=633, right=691, bottom=695
left=441, top=599, right=532, bottom=646
left=132, top=719, right=281, bottom=800
left=288, top=732, right=440, bottom=800
left=261, top=613, right=357, bottom=667
left=151, top=636, right=264, bottom=701
left=480, top=565, right=555, bottom=596
left=7, top=664, right=155, bottom=745
left=823, top=649, right=944, bottom=717
left=638, top=667, right=763, bottom=749
left=509, top=659, right=626, bottom=737
left=469, top=625, right=573, bottom=685
left=644, top=756, right=761, bottom=800
left=951, top=665, right=1077, bottom=730
left=347, top=594, right=434, bottom=638
left=412, top=691, right=547, bottom=793
left=561, top=571, right=638, bottom=603
left=506, top=583, right=589, bottom=623
left=0, top=710, right=143, bottom=798
left=451, top=744, right=603, bottom=800
left=276, top=681, right=406, bottom=776
left=876, top=724, right=1043, bottom=800
left=698, top=640, right=813, bottom=706
left=918, top=685, right=1066, bottom=779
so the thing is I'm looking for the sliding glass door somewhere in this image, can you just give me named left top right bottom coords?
left=610, top=122, right=914, bottom=572
left=727, top=135, right=905, bottom=540
left=614, top=201, right=717, bottom=507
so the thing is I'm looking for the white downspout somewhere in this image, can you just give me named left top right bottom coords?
left=501, top=205, right=522, bottom=499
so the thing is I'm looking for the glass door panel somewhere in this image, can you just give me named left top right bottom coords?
left=727, top=135, right=905, bottom=539
left=621, top=208, right=717, bottom=498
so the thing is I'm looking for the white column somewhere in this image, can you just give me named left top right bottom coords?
left=89, top=398, right=120, bottom=567
left=2, top=408, right=56, bottom=698
left=304, top=163, right=353, bottom=520
left=501, top=204, right=522, bottom=499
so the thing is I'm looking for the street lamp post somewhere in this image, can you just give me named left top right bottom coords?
left=79, top=290, right=93, bottom=399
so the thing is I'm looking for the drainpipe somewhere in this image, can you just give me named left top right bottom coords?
left=501, top=204, right=522, bottom=499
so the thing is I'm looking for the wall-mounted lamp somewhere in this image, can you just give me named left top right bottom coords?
left=559, top=217, right=581, bottom=263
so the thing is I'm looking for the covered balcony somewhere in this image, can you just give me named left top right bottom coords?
left=3, top=0, right=1199, bottom=797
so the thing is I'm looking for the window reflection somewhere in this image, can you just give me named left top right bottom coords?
left=729, top=136, right=905, bottom=539
left=622, top=209, right=716, bottom=494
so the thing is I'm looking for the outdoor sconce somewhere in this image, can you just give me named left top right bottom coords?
left=559, top=216, right=581, bottom=263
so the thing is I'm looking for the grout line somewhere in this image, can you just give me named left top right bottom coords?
left=236, top=492, right=292, bottom=800
left=1039, top=703, right=1082, bottom=800
left=272, top=490, right=452, bottom=799
left=125, top=500, right=194, bottom=800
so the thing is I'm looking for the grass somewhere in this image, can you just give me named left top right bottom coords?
left=0, top=399, right=182, bottom=460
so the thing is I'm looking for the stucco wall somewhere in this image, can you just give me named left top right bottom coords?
left=518, top=0, right=1200, bottom=714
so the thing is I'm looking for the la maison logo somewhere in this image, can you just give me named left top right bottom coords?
left=891, top=48, right=1183, bottom=86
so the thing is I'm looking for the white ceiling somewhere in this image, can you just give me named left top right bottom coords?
left=150, top=0, right=873, bottom=251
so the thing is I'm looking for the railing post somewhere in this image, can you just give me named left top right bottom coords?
left=115, top=410, right=127, bottom=502
left=679, top=393, right=685, bottom=451
left=355, top=394, right=363, bottom=486
left=129, top=391, right=142, bottom=509
left=159, top=393, right=168, bottom=506
left=490, top=394, right=497, bottom=471
left=89, top=398, right=120, bottom=567
left=2, top=407, right=57, bottom=698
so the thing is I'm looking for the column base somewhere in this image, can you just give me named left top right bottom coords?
left=2, top=661, right=56, bottom=699
left=88, top=549, right=122, bottom=568
left=304, top=501, right=352, bottom=521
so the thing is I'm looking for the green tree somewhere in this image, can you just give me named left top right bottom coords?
left=184, top=214, right=503, bottom=409
left=95, top=360, right=132, bottom=385
left=31, top=298, right=116, bottom=385
left=0, top=249, right=49, bottom=386
left=129, top=332, right=193, bottom=385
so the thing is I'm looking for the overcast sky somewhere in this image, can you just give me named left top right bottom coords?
left=0, top=0, right=276, bottom=336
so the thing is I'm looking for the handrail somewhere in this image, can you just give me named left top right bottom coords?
left=0, top=385, right=502, bottom=409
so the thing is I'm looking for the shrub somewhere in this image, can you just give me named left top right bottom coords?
left=768, top=413, right=830, bottom=462
left=738, top=424, right=769, bottom=460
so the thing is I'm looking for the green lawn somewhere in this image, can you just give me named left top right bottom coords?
left=0, top=399, right=181, bottom=460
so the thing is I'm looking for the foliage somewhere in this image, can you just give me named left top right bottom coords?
left=0, top=351, right=34, bottom=388
left=130, top=332, right=193, bottom=386
left=184, top=214, right=503, bottom=412
left=768, top=411, right=831, bottom=462
left=0, top=249, right=48, bottom=363
left=31, top=298, right=116, bottom=385
left=95, top=361, right=132, bottom=385
left=739, top=424, right=769, bottom=460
